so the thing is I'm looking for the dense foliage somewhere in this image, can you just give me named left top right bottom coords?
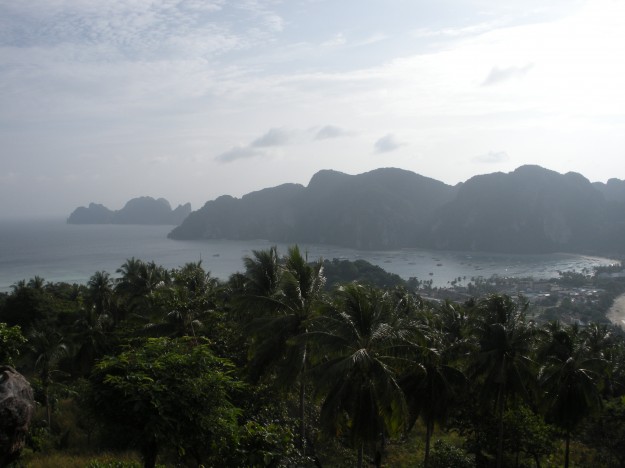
left=1, top=250, right=625, bottom=467
left=89, top=337, right=241, bottom=467
left=0, top=322, right=26, bottom=365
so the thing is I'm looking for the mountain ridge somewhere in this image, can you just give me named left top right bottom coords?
left=168, top=165, right=625, bottom=255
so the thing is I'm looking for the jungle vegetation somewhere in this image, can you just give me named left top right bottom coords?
left=1, top=247, right=625, bottom=468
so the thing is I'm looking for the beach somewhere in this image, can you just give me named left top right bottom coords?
left=607, top=293, right=625, bottom=328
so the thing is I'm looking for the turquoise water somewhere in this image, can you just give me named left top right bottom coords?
left=0, top=218, right=618, bottom=292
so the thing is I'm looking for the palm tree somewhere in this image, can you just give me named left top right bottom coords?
left=28, top=326, right=68, bottom=428
left=229, top=246, right=282, bottom=324
left=580, top=322, right=615, bottom=392
left=538, top=323, right=607, bottom=468
left=470, top=294, right=538, bottom=468
left=72, top=305, right=111, bottom=376
left=242, top=246, right=281, bottom=300
left=243, top=246, right=325, bottom=450
left=27, top=276, right=46, bottom=290
left=437, top=299, right=472, bottom=349
left=10, top=279, right=27, bottom=293
left=116, top=258, right=170, bottom=322
left=146, top=262, right=220, bottom=340
left=280, top=246, right=326, bottom=449
left=115, top=257, right=144, bottom=322
left=308, top=283, right=408, bottom=468
left=581, top=323, right=612, bottom=354
left=5, top=279, right=52, bottom=330
left=87, top=271, right=114, bottom=319
left=400, top=322, right=466, bottom=468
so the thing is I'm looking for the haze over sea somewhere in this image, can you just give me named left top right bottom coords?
left=0, top=218, right=618, bottom=293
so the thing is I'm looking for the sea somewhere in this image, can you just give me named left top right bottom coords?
left=0, top=218, right=619, bottom=293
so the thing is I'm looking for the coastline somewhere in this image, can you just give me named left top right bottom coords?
left=607, top=293, right=625, bottom=329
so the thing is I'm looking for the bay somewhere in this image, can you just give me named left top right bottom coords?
left=0, top=218, right=618, bottom=292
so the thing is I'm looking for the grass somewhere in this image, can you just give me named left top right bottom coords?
left=19, top=452, right=144, bottom=468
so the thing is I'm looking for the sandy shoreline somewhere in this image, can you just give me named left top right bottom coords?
left=607, top=293, right=625, bottom=328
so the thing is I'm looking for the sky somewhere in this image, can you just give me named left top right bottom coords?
left=1, top=0, right=625, bottom=218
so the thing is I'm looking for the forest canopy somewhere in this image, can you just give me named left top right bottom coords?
left=1, top=248, right=625, bottom=467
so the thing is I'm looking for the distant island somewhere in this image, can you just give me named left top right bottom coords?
left=168, top=165, right=625, bottom=256
left=68, top=197, right=191, bottom=225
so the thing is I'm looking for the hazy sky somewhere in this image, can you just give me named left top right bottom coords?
left=2, top=0, right=624, bottom=218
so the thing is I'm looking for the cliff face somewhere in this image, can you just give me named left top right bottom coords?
left=426, top=166, right=610, bottom=253
left=67, top=203, right=114, bottom=224
left=67, top=197, right=191, bottom=225
left=168, top=167, right=457, bottom=249
left=168, top=165, right=625, bottom=255
left=594, top=178, right=625, bottom=203
left=294, top=168, right=457, bottom=249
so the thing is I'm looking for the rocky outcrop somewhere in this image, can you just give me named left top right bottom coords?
left=426, top=166, right=617, bottom=254
left=68, top=197, right=192, bottom=225
left=0, top=366, right=35, bottom=467
left=593, top=178, right=625, bottom=203
left=67, top=203, right=114, bottom=224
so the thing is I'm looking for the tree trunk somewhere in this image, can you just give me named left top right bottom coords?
left=564, top=429, right=570, bottom=468
left=496, top=388, right=506, bottom=468
left=142, top=439, right=158, bottom=468
left=357, top=443, right=364, bottom=468
left=424, top=419, right=433, bottom=468
left=299, top=377, right=306, bottom=451
left=43, top=379, right=51, bottom=429
left=299, top=346, right=308, bottom=452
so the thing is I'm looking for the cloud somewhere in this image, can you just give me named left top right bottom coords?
left=374, top=134, right=404, bottom=153
left=322, top=33, right=347, bottom=47
left=412, top=19, right=506, bottom=40
left=482, top=63, right=534, bottom=86
left=251, top=127, right=292, bottom=147
left=474, top=151, right=509, bottom=163
left=143, top=155, right=169, bottom=165
left=0, top=172, right=18, bottom=183
left=321, top=32, right=386, bottom=49
left=314, top=125, right=351, bottom=140
left=354, top=33, right=387, bottom=47
left=217, top=127, right=293, bottom=162
left=235, top=1, right=284, bottom=33
left=216, top=145, right=263, bottom=163
left=0, top=1, right=281, bottom=64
